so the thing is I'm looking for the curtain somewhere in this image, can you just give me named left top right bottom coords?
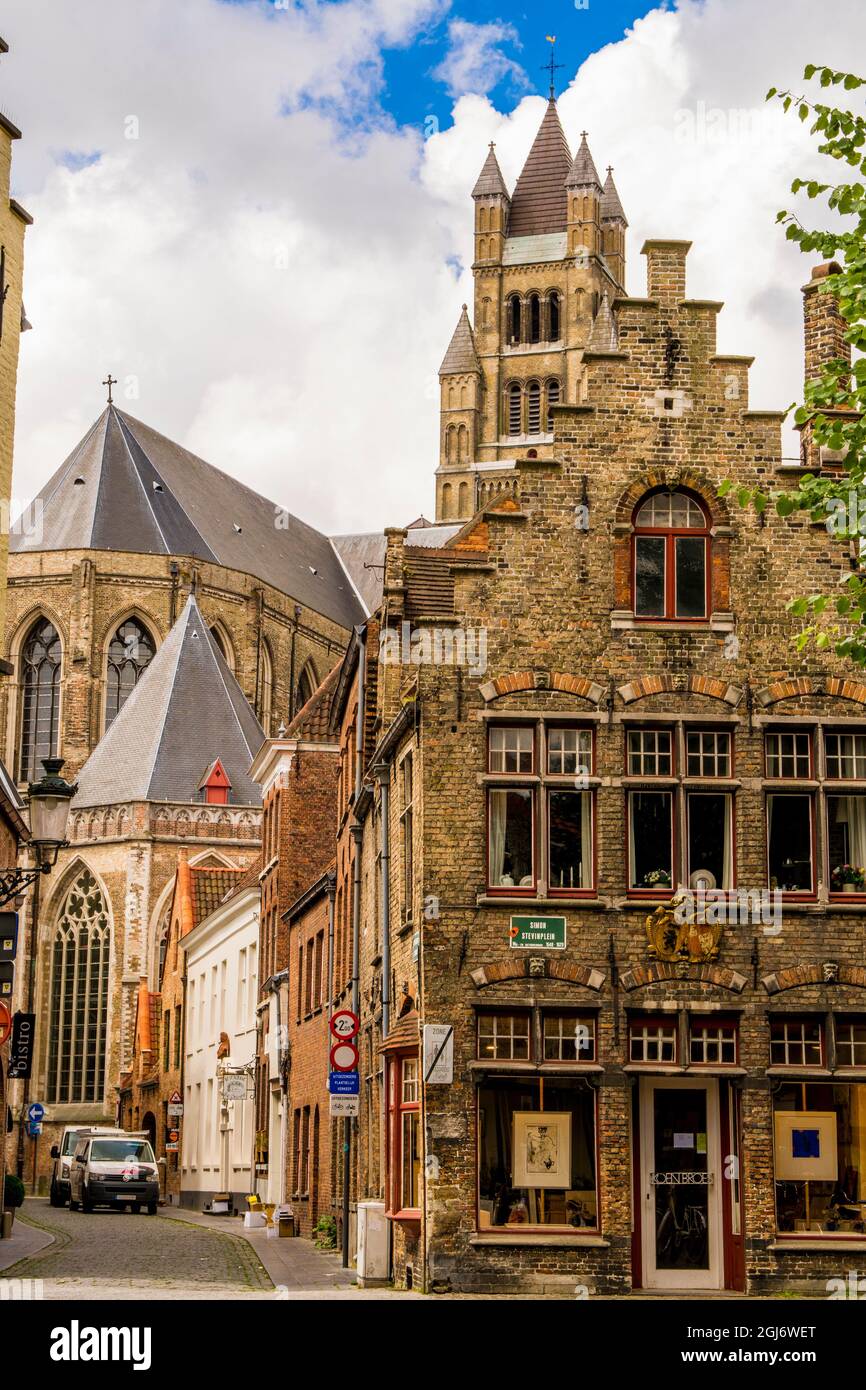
left=722, top=794, right=732, bottom=889
left=580, top=792, right=592, bottom=889
left=628, top=794, right=637, bottom=887
left=842, top=797, right=866, bottom=868
left=489, top=791, right=506, bottom=885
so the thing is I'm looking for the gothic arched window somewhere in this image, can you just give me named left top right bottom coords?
left=526, top=380, right=541, bottom=436
left=506, top=382, right=522, bottom=436
left=633, top=490, right=710, bottom=621
left=105, top=618, right=155, bottom=728
left=46, top=867, right=111, bottom=1104
left=294, top=661, right=317, bottom=716
left=19, top=617, right=62, bottom=782
left=259, top=639, right=274, bottom=734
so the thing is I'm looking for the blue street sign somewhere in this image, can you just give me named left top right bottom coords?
left=329, top=1071, right=359, bottom=1096
left=27, top=1122, right=42, bottom=1138
left=27, top=1102, right=44, bottom=1123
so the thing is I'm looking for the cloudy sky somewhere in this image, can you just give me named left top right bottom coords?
left=1, top=0, right=864, bottom=535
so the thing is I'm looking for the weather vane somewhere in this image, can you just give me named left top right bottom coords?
left=102, top=373, right=117, bottom=406
left=543, top=35, right=564, bottom=99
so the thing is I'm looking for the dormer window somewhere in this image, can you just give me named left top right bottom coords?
left=633, top=490, right=709, bottom=621
left=200, top=758, right=231, bottom=805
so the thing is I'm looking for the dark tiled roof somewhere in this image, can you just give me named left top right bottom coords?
left=439, top=305, right=481, bottom=375
left=472, top=144, right=510, bottom=198
left=73, top=595, right=265, bottom=807
left=600, top=168, right=627, bottom=224
left=190, top=866, right=244, bottom=927
left=403, top=547, right=489, bottom=621
left=285, top=661, right=342, bottom=742
left=508, top=99, right=572, bottom=237
left=566, top=133, right=602, bottom=190
left=12, top=406, right=364, bottom=630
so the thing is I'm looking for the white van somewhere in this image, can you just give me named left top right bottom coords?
left=49, top=1126, right=128, bottom=1207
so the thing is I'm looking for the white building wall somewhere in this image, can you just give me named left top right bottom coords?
left=180, top=886, right=259, bottom=1209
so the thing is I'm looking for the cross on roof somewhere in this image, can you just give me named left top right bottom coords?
left=102, top=373, right=117, bottom=405
left=542, top=36, right=564, bottom=99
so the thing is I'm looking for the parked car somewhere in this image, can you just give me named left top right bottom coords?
left=69, top=1134, right=159, bottom=1214
left=49, top=1125, right=128, bottom=1207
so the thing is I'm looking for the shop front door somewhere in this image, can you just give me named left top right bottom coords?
left=640, top=1077, right=722, bottom=1290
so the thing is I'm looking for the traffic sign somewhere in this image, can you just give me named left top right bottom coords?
left=329, top=1040, right=358, bottom=1072
left=329, top=1009, right=359, bottom=1041
left=168, top=1090, right=182, bottom=1105
left=329, top=1070, right=360, bottom=1096
left=0, top=913, right=17, bottom=961
left=0, top=1000, right=11, bottom=1047
left=27, top=1121, right=42, bottom=1138
left=165, top=1142, right=179, bottom=1152
left=330, top=1094, right=360, bottom=1118
left=423, top=1024, right=454, bottom=1085
left=167, top=1102, right=184, bottom=1118
left=27, top=1102, right=44, bottom=1123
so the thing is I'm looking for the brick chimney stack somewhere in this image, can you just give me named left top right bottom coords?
left=802, top=261, right=850, bottom=386
left=642, top=240, right=692, bottom=304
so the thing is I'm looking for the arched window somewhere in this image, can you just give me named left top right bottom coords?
left=633, top=490, right=710, bottom=621
left=527, top=381, right=541, bottom=436
left=507, top=295, right=521, bottom=345
left=457, top=424, right=468, bottom=462
left=46, top=867, right=111, bottom=1104
left=549, top=291, right=561, bottom=341
left=258, top=639, right=274, bottom=734
left=441, top=482, right=453, bottom=519
left=458, top=481, right=469, bottom=515
left=105, top=618, right=155, bottom=728
left=19, top=617, right=62, bottom=782
left=546, top=379, right=560, bottom=432
left=506, top=382, right=522, bottom=436
left=528, top=294, right=541, bottom=344
left=294, top=661, right=317, bottom=716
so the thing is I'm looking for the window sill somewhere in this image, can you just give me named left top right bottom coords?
left=476, top=894, right=606, bottom=909
left=387, top=1209, right=421, bottom=1225
left=769, top=1239, right=866, bottom=1252
left=470, top=1061, right=603, bottom=1075
left=611, top=612, right=734, bottom=634
left=470, top=1232, right=608, bottom=1248
left=396, top=920, right=415, bottom=939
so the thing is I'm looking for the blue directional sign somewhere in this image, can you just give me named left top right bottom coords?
left=27, top=1102, right=44, bottom=1123
left=27, top=1122, right=42, bottom=1138
left=329, top=1071, right=359, bottom=1096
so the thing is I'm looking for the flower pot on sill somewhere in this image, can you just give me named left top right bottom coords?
left=843, top=882, right=857, bottom=893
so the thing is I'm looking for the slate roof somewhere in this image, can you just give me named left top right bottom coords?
left=73, top=594, right=265, bottom=808
left=587, top=290, right=618, bottom=352
left=601, top=168, right=627, bottom=224
left=508, top=99, right=573, bottom=237
left=331, top=525, right=462, bottom=615
left=439, top=305, right=481, bottom=376
left=472, top=144, right=510, bottom=199
left=12, top=406, right=364, bottom=630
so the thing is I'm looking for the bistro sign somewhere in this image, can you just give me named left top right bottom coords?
left=509, top=915, right=567, bottom=950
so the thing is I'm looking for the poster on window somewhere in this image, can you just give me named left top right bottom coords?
left=773, top=1111, right=838, bottom=1181
left=512, top=1111, right=571, bottom=1189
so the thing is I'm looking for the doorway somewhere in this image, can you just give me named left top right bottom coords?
left=639, top=1078, right=722, bottom=1289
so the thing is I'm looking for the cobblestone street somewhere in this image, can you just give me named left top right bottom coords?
left=4, top=1200, right=275, bottom=1301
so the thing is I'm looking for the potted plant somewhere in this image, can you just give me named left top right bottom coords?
left=643, top=868, right=672, bottom=890
left=831, top=864, right=865, bottom=894
left=2, top=1173, right=25, bottom=1238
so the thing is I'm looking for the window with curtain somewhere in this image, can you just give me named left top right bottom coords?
left=105, top=617, right=155, bottom=728
left=19, top=617, right=62, bottom=781
left=767, top=794, right=814, bottom=894
left=46, top=867, right=111, bottom=1104
left=633, top=490, right=710, bottom=621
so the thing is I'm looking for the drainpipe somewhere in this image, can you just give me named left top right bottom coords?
left=326, top=870, right=336, bottom=1019
left=374, top=764, right=391, bottom=1040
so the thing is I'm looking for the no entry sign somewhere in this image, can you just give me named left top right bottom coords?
left=0, top=999, right=11, bottom=1047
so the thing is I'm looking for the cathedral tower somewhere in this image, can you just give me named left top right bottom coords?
left=436, top=94, right=627, bottom=522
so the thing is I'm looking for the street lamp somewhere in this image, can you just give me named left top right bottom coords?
left=0, top=758, right=76, bottom=905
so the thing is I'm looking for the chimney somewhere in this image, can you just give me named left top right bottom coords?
left=802, top=261, right=850, bottom=387
left=642, top=239, right=691, bottom=303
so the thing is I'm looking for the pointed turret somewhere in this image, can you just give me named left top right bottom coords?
left=600, top=167, right=627, bottom=224
left=600, top=167, right=627, bottom=288
left=566, top=131, right=602, bottom=261
left=437, top=306, right=482, bottom=521
left=508, top=99, right=572, bottom=238
left=472, top=143, right=509, bottom=199
left=473, top=143, right=510, bottom=266
left=586, top=290, right=618, bottom=352
left=566, top=133, right=602, bottom=191
left=439, top=305, right=481, bottom=376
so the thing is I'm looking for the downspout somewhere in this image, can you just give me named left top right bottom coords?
left=376, top=764, right=391, bottom=1040
left=326, top=871, right=336, bottom=1018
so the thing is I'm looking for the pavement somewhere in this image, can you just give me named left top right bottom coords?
left=0, top=1212, right=54, bottom=1273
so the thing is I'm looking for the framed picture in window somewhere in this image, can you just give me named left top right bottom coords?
left=512, top=1111, right=571, bottom=1189
left=774, top=1111, right=837, bottom=1181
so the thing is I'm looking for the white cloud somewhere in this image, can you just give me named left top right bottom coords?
left=431, top=19, right=526, bottom=98
left=3, top=0, right=865, bottom=538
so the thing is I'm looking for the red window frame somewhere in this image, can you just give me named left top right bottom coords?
left=766, top=791, right=816, bottom=900
left=628, top=1014, right=678, bottom=1064
left=386, top=1053, right=421, bottom=1221
left=763, top=730, right=813, bottom=780
left=546, top=725, right=594, bottom=778
left=688, top=1015, right=739, bottom=1066
left=632, top=491, right=711, bottom=622
left=626, top=787, right=676, bottom=897
left=547, top=787, right=596, bottom=897
left=488, top=724, right=535, bottom=775
left=486, top=786, right=536, bottom=896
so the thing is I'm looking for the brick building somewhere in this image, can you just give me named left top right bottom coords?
left=334, top=95, right=866, bottom=1296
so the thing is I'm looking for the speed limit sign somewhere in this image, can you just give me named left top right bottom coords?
left=329, top=1009, right=359, bottom=1042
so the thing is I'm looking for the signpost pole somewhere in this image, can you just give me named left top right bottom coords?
left=16, top=862, right=41, bottom=1184
left=0, top=1057, right=6, bottom=1237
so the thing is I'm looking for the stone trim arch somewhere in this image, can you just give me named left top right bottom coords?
left=620, top=962, right=747, bottom=992
left=617, top=674, right=744, bottom=706
left=6, top=606, right=69, bottom=781
left=479, top=670, right=606, bottom=704
left=612, top=472, right=732, bottom=615
left=613, top=469, right=732, bottom=529
left=756, top=676, right=866, bottom=708
left=470, top=958, right=605, bottom=990
left=762, top=962, right=866, bottom=994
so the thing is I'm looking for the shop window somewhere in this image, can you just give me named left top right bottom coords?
left=627, top=728, right=672, bottom=776
left=825, top=731, right=866, bottom=780
left=547, top=727, right=592, bottom=776
left=767, top=794, right=814, bottom=894
left=633, top=490, right=709, bottom=621
left=487, top=788, right=534, bottom=892
left=836, top=1018, right=866, bottom=1068
left=686, top=791, right=732, bottom=890
left=628, top=790, right=673, bottom=891
left=543, top=1014, right=596, bottom=1062
left=765, top=731, right=811, bottom=779
left=548, top=790, right=592, bottom=892
left=477, top=1077, right=598, bottom=1230
left=489, top=725, right=534, bottom=773
left=478, top=1012, right=530, bottom=1061
left=773, top=1081, right=866, bottom=1235
left=770, top=1017, right=823, bottom=1067
left=629, top=1017, right=677, bottom=1064
left=387, top=1055, right=421, bottom=1218
left=827, top=794, right=866, bottom=895
left=686, top=730, right=731, bottom=777
left=689, top=1017, right=738, bottom=1065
